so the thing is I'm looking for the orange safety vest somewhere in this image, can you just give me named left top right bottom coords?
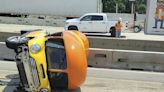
left=115, top=22, right=122, bottom=32
left=156, top=3, right=164, bottom=20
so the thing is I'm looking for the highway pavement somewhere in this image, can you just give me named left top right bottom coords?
left=0, top=61, right=164, bottom=92
left=1, top=23, right=164, bottom=41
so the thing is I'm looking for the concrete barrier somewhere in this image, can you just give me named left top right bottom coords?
left=1, top=42, right=164, bottom=72
left=0, top=16, right=66, bottom=27
left=0, top=32, right=19, bottom=42
left=1, top=33, right=164, bottom=52
left=88, top=48, right=164, bottom=72
left=1, top=32, right=164, bottom=72
left=106, top=13, right=146, bottom=28
left=89, top=37, right=164, bottom=52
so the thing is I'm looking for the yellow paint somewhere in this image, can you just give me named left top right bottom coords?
left=28, top=36, right=50, bottom=92
left=26, top=30, right=47, bottom=38
left=24, top=30, right=89, bottom=91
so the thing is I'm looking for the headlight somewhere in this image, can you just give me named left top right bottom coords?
left=30, top=44, right=41, bottom=53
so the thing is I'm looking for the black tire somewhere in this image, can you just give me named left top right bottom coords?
left=21, top=29, right=42, bottom=35
left=110, top=27, right=116, bottom=37
left=134, top=26, right=142, bottom=33
left=6, top=36, right=27, bottom=50
left=68, top=26, right=78, bottom=30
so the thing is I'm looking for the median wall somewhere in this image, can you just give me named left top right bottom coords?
left=88, top=48, right=164, bottom=72
left=89, top=37, right=164, bottom=52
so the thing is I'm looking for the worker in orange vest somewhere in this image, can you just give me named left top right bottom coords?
left=153, top=0, right=164, bottom=29
left=115, top=18, right=123, bottom=38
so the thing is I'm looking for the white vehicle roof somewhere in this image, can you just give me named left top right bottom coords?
left=83, top=13, right=106, bottom=16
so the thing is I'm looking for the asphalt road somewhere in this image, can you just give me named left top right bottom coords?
left=0, top=42, right=15, bottom=60
left=0, top=61, right=164, bottom=92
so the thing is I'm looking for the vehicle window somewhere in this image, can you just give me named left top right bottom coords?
left=46, top=38, right=67, bottom=69
left=80, top=15, right=92, bottom=21
left=91, top=15, right=103, bottom=21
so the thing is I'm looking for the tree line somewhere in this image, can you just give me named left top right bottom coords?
left=102, top=0, right=147, bottom=14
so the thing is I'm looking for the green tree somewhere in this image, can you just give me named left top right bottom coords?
left=102, top=0, right=125, bottom=13
left=102, top=0, right=116, bottom=13
left=102, top=0, right=147, bottom=14
left=137, top=4, right=146, bottom=14
left=118, top=3, right=126, bottom=13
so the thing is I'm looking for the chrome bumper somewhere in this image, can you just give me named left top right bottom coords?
left=16, top=46, right=40, bottom=92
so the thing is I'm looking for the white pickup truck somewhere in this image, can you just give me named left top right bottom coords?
left=65, top=13, right=128, bottom=36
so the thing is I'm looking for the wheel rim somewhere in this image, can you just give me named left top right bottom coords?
left=134, top=27, right=139, bottom=32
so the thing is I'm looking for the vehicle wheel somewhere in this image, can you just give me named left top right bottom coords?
left=68, top=26, right=78, bottom=30
left=6, top=36, right=27, bottom=50
left=110, top=27, right=116, bottom=37
left=134, top=26, right=142, bottom=33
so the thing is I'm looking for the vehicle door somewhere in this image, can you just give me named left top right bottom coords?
left=90, top=15, right=107, bottom=32
left=78, top=15, right=93, bottom=32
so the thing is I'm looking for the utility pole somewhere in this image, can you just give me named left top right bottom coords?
left=129, top=0, right=136, bottom=14
left=129, top=0, right=136, bottom=32
left=116, top=3, right=118, bottom=13
left=131, top=2, right=134, bottom=14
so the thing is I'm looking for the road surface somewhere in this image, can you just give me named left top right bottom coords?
left=0, top=61, right=164, bottom=92
left=1, top=23, right=164, bottom=41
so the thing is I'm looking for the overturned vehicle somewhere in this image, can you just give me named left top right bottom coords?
left=6, top=30, right=89, bottom=92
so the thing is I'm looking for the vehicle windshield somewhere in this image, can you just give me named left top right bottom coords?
left=46, top=38, right=67, bottom=69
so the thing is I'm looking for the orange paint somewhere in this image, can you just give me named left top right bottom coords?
left=47, top=31, right=88, bottom=90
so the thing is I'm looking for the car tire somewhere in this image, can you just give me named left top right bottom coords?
left=6, top=36, right=27, bottom=50
left=134, top=26, right=142, bottom=33
left=68, top=26, right=78, bottom=30
left=110, top=27, right=116, bottom=37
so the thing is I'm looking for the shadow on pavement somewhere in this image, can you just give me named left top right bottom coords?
left=2, top=74, right=19, bottom=92
left=2, top=74, right=81, bottom=92
left=53, top=87, right=81, bottom=92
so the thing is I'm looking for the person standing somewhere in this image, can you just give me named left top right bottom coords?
left=115, top=18, right=123, bottom=38
left=153, top=0, right=164, bottom=29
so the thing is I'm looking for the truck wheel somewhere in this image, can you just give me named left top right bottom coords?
left=110, top=27, right=116, bottom=37
left=134, top=26, right=142, bottom=33
left=6, top=36, right=27, bottom=50
left=68, top=26, right=78, bottom=30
